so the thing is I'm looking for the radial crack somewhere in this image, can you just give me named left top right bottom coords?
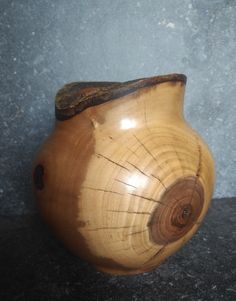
left=96, top=153, right=130, bottom=171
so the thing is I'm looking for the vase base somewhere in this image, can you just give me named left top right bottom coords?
left=95, top=264, right=157, bottom=276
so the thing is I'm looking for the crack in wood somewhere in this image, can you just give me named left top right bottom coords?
left=82, top=186, right=124, bottom=196
left=107, top=210, right=151, bottom=215
left=113, top=247, right=131, bottom=252
left=150, top=173, right=167, bottom=189
left=126, top=146, right=140, bottom=159
left=130, top=134, right=168, bottom=189
left=133, top=134, right=164, bottom=171
left=144, top=97, right=148, bottom=127
left=128, top=192, right=169, bottom=207
left=142, top=245, right=166, bottom=264
left=96, top=153, right=130, bottom=171
left=126, top=161, right=149, bottom=177
left=196, top=141, right=202, bottom=178
left=189, top=137, right=203, bottom=206
left=88, top=225, right=138, bottom=231
left=115, top=178, right=137, bottom=189
left=125, top=229, right=148, bottom=236
left=137, top=248, right=154, bottom=255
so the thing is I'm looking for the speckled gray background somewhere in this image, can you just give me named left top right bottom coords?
left=1, top=0, right=236, bottom=214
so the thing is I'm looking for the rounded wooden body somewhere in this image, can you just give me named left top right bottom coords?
left=33, top=74, right=215, bottom=275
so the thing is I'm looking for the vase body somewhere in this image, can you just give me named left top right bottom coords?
left=33, top=74, right=215, bottom=275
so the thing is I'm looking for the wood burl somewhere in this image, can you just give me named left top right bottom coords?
left=33, top=74, right=215, bottom=275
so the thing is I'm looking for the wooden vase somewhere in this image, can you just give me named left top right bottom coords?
left=33, top=74, right=215, bottom=275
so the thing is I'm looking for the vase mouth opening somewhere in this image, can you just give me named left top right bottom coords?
left=55, top=73, right=187, bottom=121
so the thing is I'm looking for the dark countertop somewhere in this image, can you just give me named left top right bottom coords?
left=0, top=198, right=235, bottom=301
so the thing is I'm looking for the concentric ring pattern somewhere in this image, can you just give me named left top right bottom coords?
left=34, top=79, right=215, bottom=275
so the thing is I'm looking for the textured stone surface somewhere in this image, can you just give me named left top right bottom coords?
left=0, top=198, right=235, bottom=300
left=1, top=0, right=236, bottom=214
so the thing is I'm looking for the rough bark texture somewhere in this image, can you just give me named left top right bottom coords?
left=55, top=74, right=187, bottom=120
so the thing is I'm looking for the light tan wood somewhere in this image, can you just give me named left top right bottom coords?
left=33, top=74, right=215, bottom=275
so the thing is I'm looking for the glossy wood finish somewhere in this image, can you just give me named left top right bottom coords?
left=33, top=74, right=215, bottom=275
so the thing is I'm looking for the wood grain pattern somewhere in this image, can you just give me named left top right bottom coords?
left=33, top=74, right=215, bottom=275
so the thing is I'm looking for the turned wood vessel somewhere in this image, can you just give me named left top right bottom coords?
left=33, top=73, right=215, bottom=275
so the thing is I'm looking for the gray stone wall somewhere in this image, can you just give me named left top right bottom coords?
left=1, top=0, right=235, bottom=214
